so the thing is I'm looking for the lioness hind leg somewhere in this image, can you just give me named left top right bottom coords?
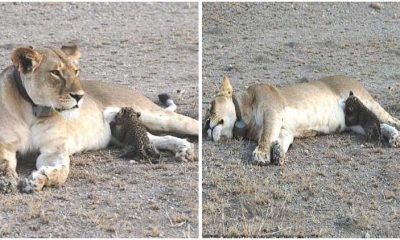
left=0, top=146, right=18, bottom=194
left=103, top=107, right=198, bottom=136
left=364, top=98, right=400, bottom=130
left=19, top=152, right=70, bottom=193
left=140, top=110, right=198, bottom=136
left=147, top=133, right=196, bottom=162
left=381, top=123, right=400, bottom=148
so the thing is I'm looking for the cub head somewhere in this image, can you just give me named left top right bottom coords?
left=114, top=107, right=141, bottom=124
left=344, top=91, right=361, bottom=126
left=204, top=76, right=236, bottom=141
left=11, top=43, right=84, bottom=116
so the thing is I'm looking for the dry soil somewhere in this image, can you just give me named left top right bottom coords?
left=0, top=2, right=198, bottom=238
left=202, top=2, right=400, bottom=238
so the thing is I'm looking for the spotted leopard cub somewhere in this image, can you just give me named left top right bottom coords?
left=112, top=107, right=160, bottom=161
left=345, top=91, right=381, bottom=143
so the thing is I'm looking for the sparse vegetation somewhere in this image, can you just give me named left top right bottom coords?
left=0, top=2, right=198, bottom=238
left=203, top=2, right=400, bottom=237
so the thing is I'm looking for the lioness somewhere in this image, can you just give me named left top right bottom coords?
left=0, top=44, right=198, bottom=193
left=205, top=76, right=400, bottom=166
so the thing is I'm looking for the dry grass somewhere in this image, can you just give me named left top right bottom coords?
left=148, top=226, right=161, bottom=237
left=0, top=224, right=12, bottom=236
left=0, top=2, right=198, bottom=238
left=148, top=202, right=161, bottom=211
left=203, top=2, right=400, bottom=237
left=170, top=212, right=190, bottom=225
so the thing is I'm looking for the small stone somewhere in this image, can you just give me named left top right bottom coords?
left=129, top=160, right=137, bottom=164
left=364, top=232, right=370, bottom=238
left=369, top=3, right=383, bottom=10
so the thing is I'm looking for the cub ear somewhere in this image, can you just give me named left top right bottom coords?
left=61, top=42, right=81, bottom=65
left=349, top=91, right=354, bottom=96
left=136, top=112, right=141, bottom=118
left=219, top=75, right=233, bottom=97
left=11, top=47, right=43, bottom=74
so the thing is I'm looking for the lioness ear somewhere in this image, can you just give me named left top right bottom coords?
left=349, top=91, right=354, bottom=96
left=11, top=47, right=43, bottom=74
left=61, top=42, right=81, bottom=65
left=219, top=75, right=233, bottom=97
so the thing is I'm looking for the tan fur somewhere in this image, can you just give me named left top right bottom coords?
left=206, top=75, right=400, bottom=166
left=0, top=45, right=198, bottom=193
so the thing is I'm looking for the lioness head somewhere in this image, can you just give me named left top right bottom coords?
left=11, top=43, right=84, bottom=115
left=204, top=76, right=236, bottom=141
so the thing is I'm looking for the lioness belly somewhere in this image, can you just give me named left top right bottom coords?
left=282, top=98, right=346, bottom=137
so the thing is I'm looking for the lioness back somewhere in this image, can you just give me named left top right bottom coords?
left=82, top=81, right=163, bottom=112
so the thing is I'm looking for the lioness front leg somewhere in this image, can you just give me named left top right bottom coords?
left=252, top=111, right=282, bottom=166
left=147, top=133, right=196, bottom=162
left=19, top=150, right=70, bottom=193
left=0, top=145, right=18, bottom=194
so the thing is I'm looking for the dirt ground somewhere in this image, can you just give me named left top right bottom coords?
left=202, top=2, right=400, bottom=238
left=0, top=2, right=198, bottom=238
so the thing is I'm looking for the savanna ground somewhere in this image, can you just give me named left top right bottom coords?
left=202, top=2, right=399, bottom=237
left=0, top=2, right=198, bottom=238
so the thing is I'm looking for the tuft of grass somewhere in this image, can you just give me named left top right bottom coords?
left=148, top=226, right=161, bottom=237
left=254, top=194, right=272, bottom=206
left=149, top=202, right=161, bottom=211
left=171, top=213, right=189, bottom=225
left=0, top=223, right=12, bottom=236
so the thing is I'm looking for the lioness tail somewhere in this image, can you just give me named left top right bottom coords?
left=158, top=93, right=177, bottom=112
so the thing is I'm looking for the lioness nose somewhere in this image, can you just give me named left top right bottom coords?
left=70, top=93, right=84, bottom=102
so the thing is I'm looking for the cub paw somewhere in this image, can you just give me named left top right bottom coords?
left=18, top=178, right=39, bottom=193
left=251, top=147, right=269, bottom=166
left=388, top=134, right=400, bottom=148
left=270, top=141, right=285, bottom=166
left=176, top=143, right=196, bottom=162
left=18, top=174, right=47, bottom=193
left=0, top=172, right=18, bottom=194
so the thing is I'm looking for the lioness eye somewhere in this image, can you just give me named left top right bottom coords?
left=50, top=70, right=61, bottom=76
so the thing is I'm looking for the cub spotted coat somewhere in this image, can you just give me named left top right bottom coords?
left=112, top=107, right=160, bottom=160
left=345, top=91, right=381, bottom=143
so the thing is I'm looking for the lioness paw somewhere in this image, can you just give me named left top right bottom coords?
left=270, top=141, right=285, bottom=166
left=381, top=123, right=400, bottom=148
left=176, top=142, right=196, bottom=162
left=252, top=147, right=269, bottom=166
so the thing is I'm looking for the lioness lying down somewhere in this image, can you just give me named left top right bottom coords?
left=205, top=76, right=400, bottom=166
left=0, top=44, right=198, bottom=193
